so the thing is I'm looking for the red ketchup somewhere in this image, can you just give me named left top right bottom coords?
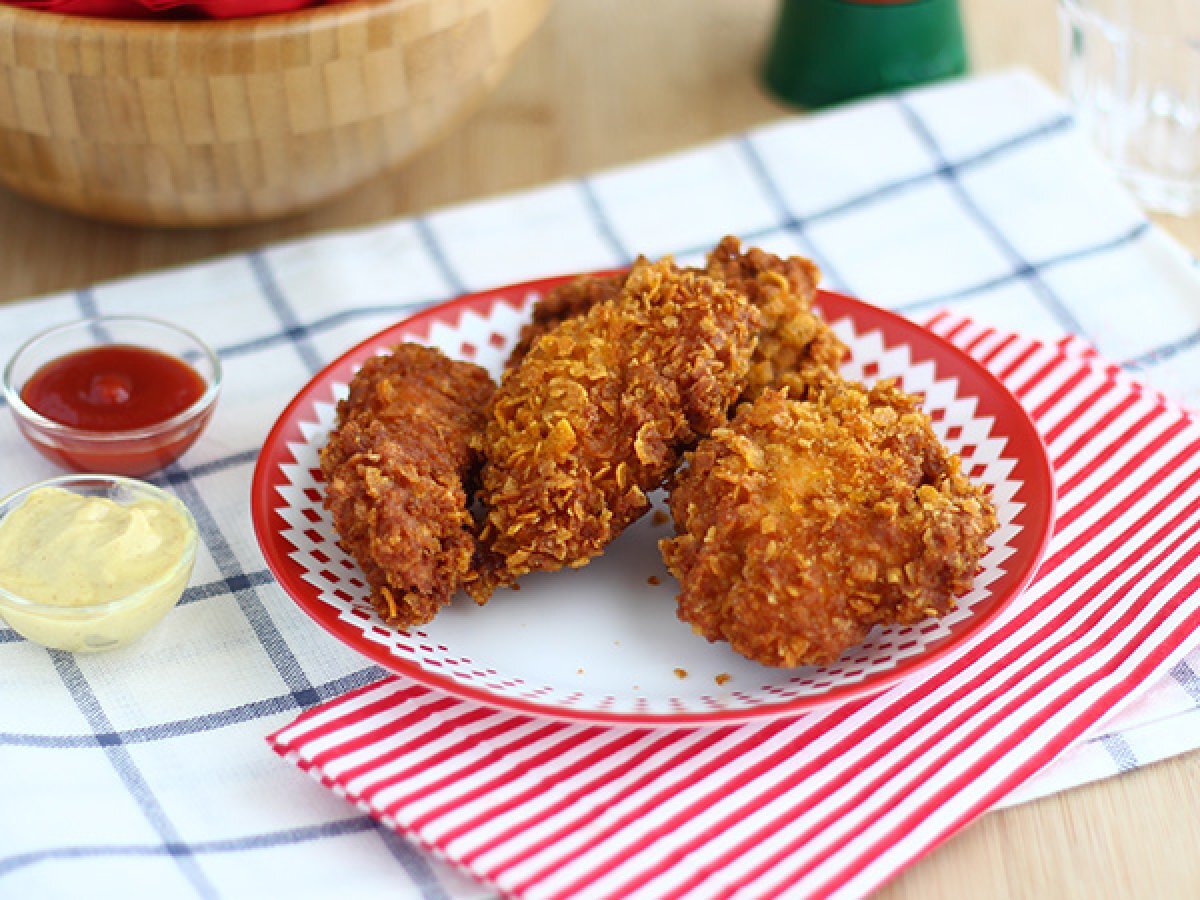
left=18, top=345, right=211, bottom=476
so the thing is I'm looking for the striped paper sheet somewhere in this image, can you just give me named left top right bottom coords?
left=269, top=309, right=1200, bottom=899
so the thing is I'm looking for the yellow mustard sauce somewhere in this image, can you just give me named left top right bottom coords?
left=0, top=485, right=196, bottom=652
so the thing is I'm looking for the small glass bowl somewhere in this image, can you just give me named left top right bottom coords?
left=0, top=475, right=198, bottom=653
left=2, top=316, right=222, bottom=476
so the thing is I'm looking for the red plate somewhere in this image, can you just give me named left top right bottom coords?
left=251, top=276, right=1054, bottom=726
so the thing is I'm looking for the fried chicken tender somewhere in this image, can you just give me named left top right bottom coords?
left=320, top=343, right=495, bottom=628
left=473, top=258, right=762, bottom=599
left=503, top=237, right=846, bottom=399
left=704, top=235, right=846, bottom=401
left=661, top=381, right=998, bottom=667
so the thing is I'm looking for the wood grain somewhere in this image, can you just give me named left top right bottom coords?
left=0, top=3, right=1198, bottom=896
left=0, top=0, right=552, bottom=226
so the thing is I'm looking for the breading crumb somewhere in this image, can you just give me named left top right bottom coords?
left=673, top=668, right=688, bottom=679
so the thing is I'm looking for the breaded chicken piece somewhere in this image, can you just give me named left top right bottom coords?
left=507, top=272, right=627, bottom=369
left=503, top=237, right=846, bottom=399
left=320, top=344, right=495, bottom=628
left=704, top=235, right=846, bottom=401
left=473, top=258, right=762, bottom=599
left=661, top=381, right=997, bottom=667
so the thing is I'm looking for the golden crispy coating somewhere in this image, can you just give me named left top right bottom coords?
left=320, top=343, right=495, bottom=628
left=661, top=382, right=998, bottom=667
left=502, top=237, right=846, bottom=399
left=473, top=258, right=762, bottom=599
left=507, top=272, right=627, bottom=369
left=704, top=235, right=846, bottom=401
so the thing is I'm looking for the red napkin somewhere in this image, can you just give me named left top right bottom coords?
left=1, top=0, right=346, bottom=18
left=270, top=312, right=1200, bottom=899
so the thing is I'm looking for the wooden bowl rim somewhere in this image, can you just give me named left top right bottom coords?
left=0, top=0, right=427, bottom=38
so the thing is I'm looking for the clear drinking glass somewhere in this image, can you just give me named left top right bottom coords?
left=1060, top=0, right=1200, bottom=216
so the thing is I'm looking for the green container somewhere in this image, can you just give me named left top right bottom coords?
left=763, top=0, right=968, bottom=109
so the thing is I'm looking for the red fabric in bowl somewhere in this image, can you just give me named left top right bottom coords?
left=1, top=0, right=347, bottom=18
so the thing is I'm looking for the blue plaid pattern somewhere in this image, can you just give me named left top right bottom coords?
left=2, top=70, right=1199, bottom=898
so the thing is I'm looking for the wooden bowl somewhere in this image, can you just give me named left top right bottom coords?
left=0, top=0, right=553, bottom=226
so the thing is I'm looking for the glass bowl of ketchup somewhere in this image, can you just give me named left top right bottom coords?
left=3, top=316, right=221, bottom=476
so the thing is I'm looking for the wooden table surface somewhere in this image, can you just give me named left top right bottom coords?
left=2, top=1, right=1197, bottom=897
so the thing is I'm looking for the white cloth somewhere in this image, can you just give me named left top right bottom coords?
left=1, top=69, right=1198, bottom=898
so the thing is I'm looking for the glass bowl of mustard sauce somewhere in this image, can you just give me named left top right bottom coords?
left=2, top=316, right=221, bottom=477
left=0, top=475, right=198, bottom=653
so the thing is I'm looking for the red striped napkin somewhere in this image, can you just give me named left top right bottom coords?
left=268, top=311, right=1200, bottom=899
